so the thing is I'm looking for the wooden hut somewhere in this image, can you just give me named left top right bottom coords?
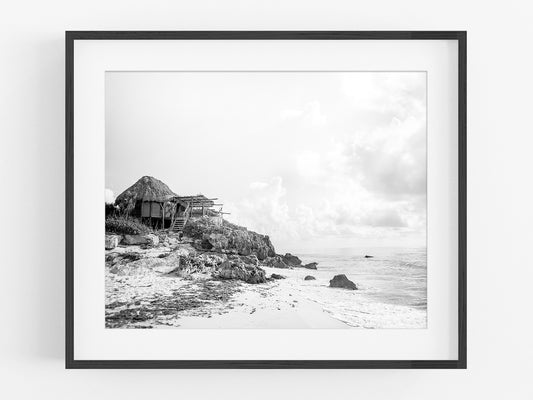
left=114, top=176, right=227, bottom=231
left=114, top=176, right=181, bottom=229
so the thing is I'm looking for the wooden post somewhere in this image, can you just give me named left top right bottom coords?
left=161, top=202, right=165, bottom=230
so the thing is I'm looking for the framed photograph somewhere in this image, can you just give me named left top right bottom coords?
left=66, top=31, right=466, bottom=368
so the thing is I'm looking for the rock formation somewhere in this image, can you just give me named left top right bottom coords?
left=183, top=217, right=276, bottom=260
left=217, top=260, right=267, bottom=284
left=329, top=274, right=358, bottom=290
left=265, top=256, right=290, bottom=269
left=122, top=233, right=159, bottom=246
left=282, top=253, right=302, bottom=267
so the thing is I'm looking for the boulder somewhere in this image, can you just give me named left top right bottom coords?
left=165, top=236, right=179, bottom=247
left=217, top=260, right=267, bottom=284
left=329, top=274, right=358, bottom=290
left=265, top=256, right=289, bottom=269
left=364, top=255, right=374, bottom=258
left=197, top=253, right=226, bottom=268
left=115, top=253, right=178, bottom=275
left=144, top=234, right=159, bottom=246
left=247, top=271, right=267, bottom=284
left=105, top=235, right=121, bottom=250
left=167, top=253, right=226, bottom=277
left=264, top=236, right=276, bottom=258
left=271, top=273, right=286, bottom=280
left=122, top=234, right=159, bottom=246
left=202, top=233, right=229, bottom=251
left=120, top=252, right=143, bottom=262
left=282, top=253, right=302, bottom=267
left=255, top=247, right=269, bottom=261
left=173, top=243, right=197, bottom=257
left=303, top=262, right=318, bottom=270
left=230, top=254, right=259, bottom=267
left=122, top=234, right=147, bottom=245
left=168, top=255, right=204, bottom=276
left=304, top=275, right=316, bottom=281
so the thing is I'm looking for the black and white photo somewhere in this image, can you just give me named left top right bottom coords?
left=104, top=71, right=428, bottom=329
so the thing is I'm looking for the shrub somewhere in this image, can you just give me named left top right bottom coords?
left=105, top=216, right=151, bottom=235
left=183, top=216, right=229, bottom=239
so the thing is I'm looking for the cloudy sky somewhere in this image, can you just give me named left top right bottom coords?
left=106, top=71, right=426, bottom=252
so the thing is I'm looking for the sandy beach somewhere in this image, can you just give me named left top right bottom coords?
left=176, top=266, right=348, bottom=329
left=106, top=250, right=348, bottom=329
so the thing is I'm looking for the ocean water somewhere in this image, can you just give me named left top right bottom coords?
left=294, top=247, right=427, bottom=329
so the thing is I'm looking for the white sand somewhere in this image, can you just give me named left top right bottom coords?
left=175, top=267, right=348, bottom=329
left=106, top=249, right=348, bottom=329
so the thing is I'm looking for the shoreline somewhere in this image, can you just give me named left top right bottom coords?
left=105, top=255, right=349, bottom=329
left=105, top=243, right=427, bottom=329
left=105, top=218, right=426, bottom=329
left=174, top=267, right=349, bottom=329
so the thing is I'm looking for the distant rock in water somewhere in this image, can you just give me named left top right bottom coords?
left=364, top=255, right=374, bottom=258
left=304, top=275, right=316, bottom=281
left=303, top=262, right=318, bottom=270
left=282, top=253, right=302, bottom=267
left=329, top=274, right=358, bottom=290
left=270, top=273, right=286, bottom=280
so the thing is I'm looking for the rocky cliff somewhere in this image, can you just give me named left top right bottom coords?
left=183, top=217, right=276, bottom=260
left=105, top=216, right=318, bottom=289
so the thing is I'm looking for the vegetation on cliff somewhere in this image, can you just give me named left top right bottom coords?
left=105, top=216, right=151, bottom=235
left=183, top=217, right=276, bottom=260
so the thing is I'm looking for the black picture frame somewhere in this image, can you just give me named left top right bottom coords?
left=66, top=31, right=466, bottom=369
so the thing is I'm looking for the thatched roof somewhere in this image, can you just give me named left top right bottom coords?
left=115, top=176, right=177, bottom=206
left=175, top=194, right=216, bottom=207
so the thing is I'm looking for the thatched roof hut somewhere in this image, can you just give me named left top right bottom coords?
left=113, top=175, right=226, bottom=230
left=115, top=176, right=177, bottom=207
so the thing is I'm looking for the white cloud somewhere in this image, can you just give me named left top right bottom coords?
left=280, top=100, right=327, bottom=126
left=360, top=208, right=406, bottom=228
left=229, top=177, right=295, bottom=243
left=105, top=188, right=115, bottom=204
left=341, top=73, right=426, bottom=122
left=296, top=150, right=324, bottom=180
left=345, top=116, right=426, bottom=199
left=249, top=181, right=268, bottom=190
left=228, top=172, right=422, bottom=252
left=280, top=108, right=304, bottom=119
left=306, top=101, right=327, bottom=126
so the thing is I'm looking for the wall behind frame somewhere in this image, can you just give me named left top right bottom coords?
left=1, top=0, right=532, bottom=399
